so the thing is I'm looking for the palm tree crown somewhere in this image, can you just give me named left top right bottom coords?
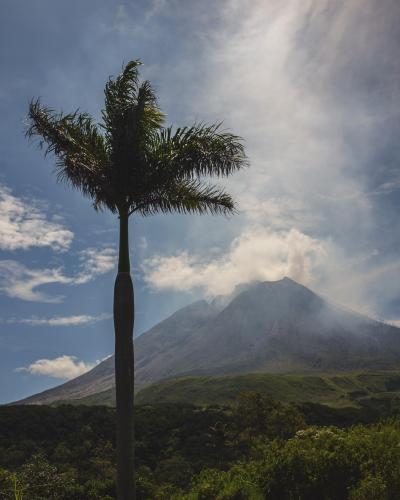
left=27, top=60, right=247, bottom=217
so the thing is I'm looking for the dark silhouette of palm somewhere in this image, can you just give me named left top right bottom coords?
left=26, top=60, right=247, bottom=500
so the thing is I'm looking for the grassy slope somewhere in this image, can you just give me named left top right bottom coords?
left=62, top=371, right=400, bottom=409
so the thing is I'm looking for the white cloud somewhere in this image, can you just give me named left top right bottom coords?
left=0, top=184, right=73, bottom=252
left=16, top=355, right=98, bottom=380
left=141, top=0, right=400, bottom=318
left=75, top=247, right=117, bottom=284
left=6, top=313, right=111, bottom=326
left=387, top=320, right=400, bottom=328
left=192, top=1, right=374, bottom=239
left=0, top=247, right=116, bottom=302
left=143, top=228, right=326, bottom=296
left=0, top=260, right=72, bottom=302
left=317, top=256, right=400, bottom=318
left=2, top=0, right=397, bottom=322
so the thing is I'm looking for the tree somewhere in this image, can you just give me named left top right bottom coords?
left=234, top=392, right=306, bottom=439
left=26, top=60, right=247, bottom=499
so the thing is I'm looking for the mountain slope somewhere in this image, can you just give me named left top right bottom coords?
left=16, top=278, right=400, bottom=405
left=130, top=278, right=400, bottom=379
left=133, top=371, right=400, bottom=408
left=17, top=299, right=217, bottom=405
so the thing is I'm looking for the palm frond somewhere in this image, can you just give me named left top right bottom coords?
left=147, top=123, right=248, bottom=183
left=133, top=179, right=237, bottom=216
left=103, top=60, right=142, bottom=122
left=136, top=81, right=165, bottom=133
left=26, top=99, right=116, bottom=211
left=101, top=61, right=165, bottom=193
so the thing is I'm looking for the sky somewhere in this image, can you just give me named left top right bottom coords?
left=0, top=0, right=400, bottom=403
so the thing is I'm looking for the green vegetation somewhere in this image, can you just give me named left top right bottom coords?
left=67, top=371, right=400, bottom=409
left=1, top=391, right=400, bottom=498
left=180, top=421, right=400, bottom=499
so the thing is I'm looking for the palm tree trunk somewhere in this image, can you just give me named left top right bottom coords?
left=114, top=210, right=135, bottom=500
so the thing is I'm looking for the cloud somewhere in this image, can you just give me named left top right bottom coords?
left=16, top=355, right=97, bottom=379
left=2, top=0, right=399, bottom=322
left=0, top=261, right=73, bottom=302
left=75, top=247, right=117, bottom=284
left=6, top=313, right=111, bottom=326
left=143, top=228, right=327, bottom=296
left=138, top=0, right=400, bottom=319
left=317, top=255, right=400, bottom=319
left=387, top=320, right=400, bottom=328
left=190, top=1, right=377, bottom=239
left=0, top=247, right=116, bottom=302
left=0, top=184, right=73, bottom=252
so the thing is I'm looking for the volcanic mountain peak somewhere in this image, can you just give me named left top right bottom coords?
left=15, top=278, right=400, bottom=405
left=210, top=277, right=306, bottom=310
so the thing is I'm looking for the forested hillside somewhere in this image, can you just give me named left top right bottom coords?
left=1, top=395, right=400, bottom=498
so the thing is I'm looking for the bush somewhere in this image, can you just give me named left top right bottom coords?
left=183, top=420, right=400, bottom=500
left=349, top=474, right=388, bottom=500
left=234, top=392, right=306, bottom=440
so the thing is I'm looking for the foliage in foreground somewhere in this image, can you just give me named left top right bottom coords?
left=0, top=393, right=400, bottom=498
left=179, top=421, right=400, bottom=499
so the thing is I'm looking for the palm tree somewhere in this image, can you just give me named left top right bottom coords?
left=26, top=60, right=247, bottom=500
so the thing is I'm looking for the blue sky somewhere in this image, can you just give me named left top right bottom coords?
left=1, top=0, right=400, bottom=403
